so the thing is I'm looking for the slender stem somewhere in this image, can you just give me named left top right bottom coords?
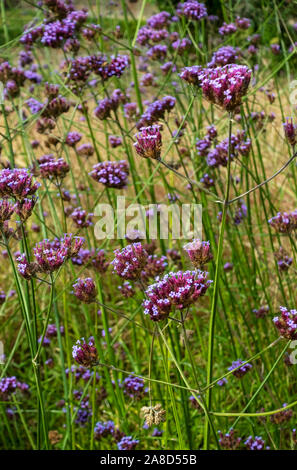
left=203, top=112, right=233, bottom=449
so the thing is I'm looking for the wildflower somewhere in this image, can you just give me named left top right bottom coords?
left=268, top=211, right=297, bottom=234
left=176, top=2, right=208, bottom=21
left=65, top=132, right=82, bottom=147
left=253, top=305, right=269, bottom=319
left=283, top=118, right=297, bottom=146
left=219, top=22, right=237, bottom=36
left=118, top=281, right=135, bottom=298
left=72, top=338, right=98, bottom=367
left=228, top=359, right=252, bottom=378
left=141, top=255, right=167, bottom=282
left=141, top=404, right=166, bottom=427
left=208, top=46, right=239, bottom=67
left=217, top=377, right=228, bottom=386
left=134, top=125, right=162, bottom=160
left=94, top=420, right=115, bottom=440
left=245, top=436, right=269, bottom=450
left=123, top=375, right=147, bottom=400
left=70, top=207, right=93, bottom=228
left=137, top=96, right=176, bottom=128
left=14, top=197, right=37, bottom=222
left=77, top=143, right=94, bottom=157
left=38, top=154, right=70, bottom=180
left=218, top=429, right=241, bottom=449
left=0, top=168, right=40, bottom=200
left=73, top=278, right=97, bottom=303
left=197, top=64, right=252, bottom=112
left=273, top=306, right=297, bottom=340
left=90, top=161, right=129, bottom=189
left=183, top=239, right=213, bottom=268
left=117, top=436, right=139, bottom=450
left=0, top=199, right=15, bottom=225
left=274, top=247, right=293, bottom=272
left=108, top=135, right=122, bottom=148
left=147, top=11, right=171, bottom=29
left=235, top=16, right=251, bottom=30
left=143, top=270, right=211, bottom=321
left=112, top=243, right=148, bottom=280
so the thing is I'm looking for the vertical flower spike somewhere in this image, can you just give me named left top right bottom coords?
left=134, top=125, right=162, bottom=160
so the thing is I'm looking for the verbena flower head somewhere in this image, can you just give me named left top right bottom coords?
left=70, top=207, right=93, bottom=228
left=219, top=22, right=237, bottom=36
left=0, top=376, right=29, bottom=401
left=134, top=125, right=162, bottom=160
left=270, top=403, right=293, bottom=424
left=38, top=154, right=70, bottom=180
left=65, top=131, right=82, bottom=147
left=208, top=46, right=239, bottom=67
left=73, top=278, right=97, bottom=303
left=14, top=197, right=37, bottom=222
left=0, top=168, right=40, bottom=200
left=147, top=11, right=171, bottom=30
left=183, top=239, right=213, bottom=268
left=117, top=436, right=139, bottom=450
left=143, top=270, right=212, bottom=321
left=268, top=210, right=297, bottom=234
left=196, top=64, right=252, bottom=111
left=0, top=199, right=16, bottom=225
left=90, top=161, right=129, bottom=189
left=283, top=118, right=297, bottom=146
left=17, top=234, right=84, bottom=278
left=273, top=306, right=297, bottom=340
left=72, top=338, right=98, bottom=367
left=137, top=96, right=176, bottom=128
left=176, top=2, right=208, bottom=21
left=218, top=429, right=242, bottom=450
left=94, top=420, right=115, bottom=440
left=123, top=375, right=147, bottom=400
left=141, top=254, right=167, bottom=282
left=245, top=436, right=269, bottom=450
left=112, top=243, right=148, bottom=280
left=228, top=359, right=252, bottom=378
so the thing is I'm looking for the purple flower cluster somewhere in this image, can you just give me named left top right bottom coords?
left=218, top=429, right=242, bottom=450
left=90, top=160, right=129, bottom=189
left=71, top=248, right=109, bottom=273
left=17, top=233, right=84, bottom=279
left=112, top=243, right=148, bottom=280
left=245, top=436, right=269, bottom=450
left=143, top=270, right=211, bottom=321
left=123, top=375, right=147, bottom=400
left=273, top=306, right=297, bottom=340
left=208, top=46, right=239, bottom=67
left=228, top=359, right=252, bottom=378
left=141, top=255, right=168, bottom=282
left=198, top=64, right=252, bottom=111
left=219, top=22, right=237, bottom=36
left=268, top=210, right=297, bottom=234
left=72, top=338, right=98, bottom=367
left=206, top=131, right=251, bottom=168
left=137, top=96, right=176, bottom=129
left=0, top=376, right=29, bottom=401
left=0, top=168, right=40, bottom=200
left=176, top=2, right=207, bottom=21
left=134, top=125, right=162, bottom=160
left=70, top=207, right=93, bottom=228
left=73, top=278, right=97, bottom=304
left=183, top=239, right=213, bottom=268
left=117, top=436, right=139, bottom=450
left=147, top=12, right=171, bottom=30
left=38, top=154, right=70, bottom=180
left=94, top=89, right=126, bottom=120
left=283, top=118, right=297, bottom=146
